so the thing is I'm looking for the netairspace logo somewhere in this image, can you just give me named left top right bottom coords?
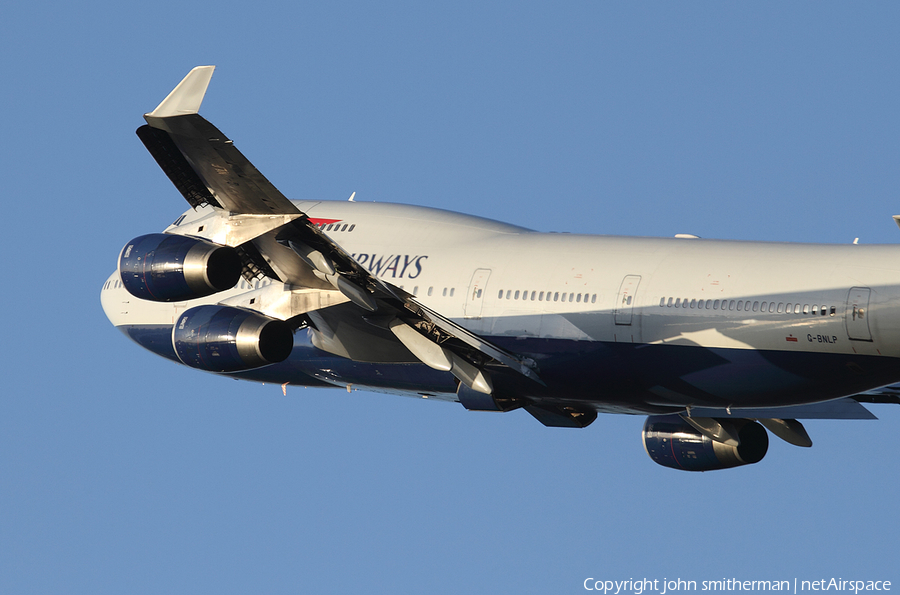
left=583, top=578, right=892, bottom=595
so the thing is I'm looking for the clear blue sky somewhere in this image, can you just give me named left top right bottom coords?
left=2, top=2, right=899, bottom=593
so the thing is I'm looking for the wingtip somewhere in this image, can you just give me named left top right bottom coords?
left=146, top=65, right=216, bottom=119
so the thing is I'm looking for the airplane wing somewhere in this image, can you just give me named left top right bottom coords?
left=851, top=382, right=900, bottom=405
left=687, top=397, right=878, bottom=420
left=138, top=66, right=542, bottom=397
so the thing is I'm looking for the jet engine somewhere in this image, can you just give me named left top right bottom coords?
left=119, top=233, right=242, bottom=302
left=172, top=305, right=294, bottom=372
left=642, top=415, right=768, bottom=471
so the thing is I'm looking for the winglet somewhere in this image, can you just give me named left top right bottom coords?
left=146, top=65, right=215, bottom=118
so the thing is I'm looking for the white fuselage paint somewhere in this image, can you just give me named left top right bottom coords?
left=102, top=200, right=900, bottom=356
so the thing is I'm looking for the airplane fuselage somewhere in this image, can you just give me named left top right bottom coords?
left=102, top=200, right=900, bottom=415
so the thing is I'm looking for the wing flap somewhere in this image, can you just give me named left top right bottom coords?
left=136, top=125, right=220, bottom=209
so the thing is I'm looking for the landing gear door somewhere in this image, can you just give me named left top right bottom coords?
left=846, top=287, right=872, bottom=341
left=615, top=275, right=641, bottom=326
left=464, top=268, right=491, bottom=319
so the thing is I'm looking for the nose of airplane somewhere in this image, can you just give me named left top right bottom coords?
left=100, top=271, right=124, bottom=326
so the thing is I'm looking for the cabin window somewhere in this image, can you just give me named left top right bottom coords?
left=443, top=288, right=448, bottom=297
left=348, top=224, right=356, bottom=232
left=531, top=291, right=536, bottom=301
left=514, top=290, right=520, bottom=299
left=413, top=286, right=418, bottom=295
left=591, top=294, right=597, bottom=303
left=450, top=288, right=455, bottom=297
left=498, top=290, right=504, bottom=299
left=569, top=293, right=574, bottom=302
left=427, top=287, right=433, bottom=296
left=713, top=299, right=719, bottom=310
left=539, top=291, right=544, bottom=301
left=553, top=292, right=559, bottom=302
left=576, top=294, right=581, bottom=303
left=660, top=297, right=666, bottom=307
left=752, top=301, right=759, bottom=312
left=674, top=298, right=681, bottom=307
left=476, top=289, right=482, bottom=298
left=688, top=299, right=695, bottom=309
left=830, top=306, right=836, bottom=316
left=561, top=293, right=567, bottom=302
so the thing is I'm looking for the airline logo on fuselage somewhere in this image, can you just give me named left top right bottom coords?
left=352, top=253, right=428, bottom=279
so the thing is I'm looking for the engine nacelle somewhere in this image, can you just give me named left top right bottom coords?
left=642, top=415, right=768, bottom=471
left=119, top=233, right=242, bottom=302
left=173, top=305, right=294, bottom=372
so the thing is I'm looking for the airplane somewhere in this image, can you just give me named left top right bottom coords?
left=101, top=66, right=900, bottom=472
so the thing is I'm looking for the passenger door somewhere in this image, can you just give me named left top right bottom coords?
left=845, top=287, right=872, bottom=341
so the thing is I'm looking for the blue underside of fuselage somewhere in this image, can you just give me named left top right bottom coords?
left=120, top=324, right=900, bottom=414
